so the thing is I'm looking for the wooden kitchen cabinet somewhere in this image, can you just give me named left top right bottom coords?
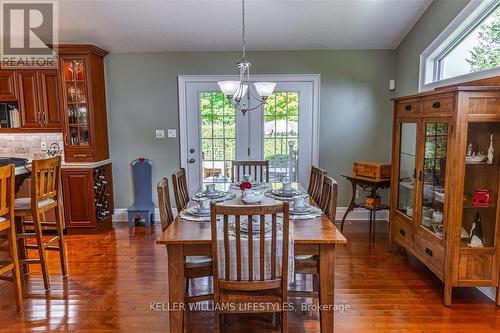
left=391, top=86, right=500, bottom=306
left=17, top=71, right=42, bottom=129
left=38, top=70, right=63, bottom=129
left=62, top=163, right=114, bottom=229
left=0, top=71, right=17, bottom=100
left=58, top=45, right=110, bottom=162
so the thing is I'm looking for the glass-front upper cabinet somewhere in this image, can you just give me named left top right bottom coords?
left=62, top=59, right=90, bottom=146
left=460, top=122, right=500, bottom=249
left=419, top=121, right=450, bottom=239
left=397, top=122, right=418, bottom=219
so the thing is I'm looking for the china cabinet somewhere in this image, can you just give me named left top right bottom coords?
left=57, top=45, right=109, bottom=162
left=391, top=86, right=500, bottom=306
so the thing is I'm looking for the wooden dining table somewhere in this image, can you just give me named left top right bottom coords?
left=156, top=183, right=347, bottom=333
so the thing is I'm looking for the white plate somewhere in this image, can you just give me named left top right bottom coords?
left=195, top=190, right=225, bottom=199
left=271, top=189, right=303, bottom=197
left=186, top=206, right=210, bottom=217
left=290, top=205, right=316, bottom=215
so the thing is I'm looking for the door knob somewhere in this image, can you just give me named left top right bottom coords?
left=188, top=158, right=195, bottom=164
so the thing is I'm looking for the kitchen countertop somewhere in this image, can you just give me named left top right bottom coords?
left=61, top=158, right=112, bottom=169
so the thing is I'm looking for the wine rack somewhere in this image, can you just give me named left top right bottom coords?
left=93, top=166, right=111, bottom=221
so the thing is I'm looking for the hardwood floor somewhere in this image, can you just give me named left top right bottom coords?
left=1, top=219, right=499, bottom=332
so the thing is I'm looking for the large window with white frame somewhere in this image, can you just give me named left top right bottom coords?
left=420, top=0, right=500, bottom=91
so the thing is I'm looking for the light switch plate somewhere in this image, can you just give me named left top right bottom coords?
left=167, top=129, right=177, bottom=138
left=40, top=141, right=47, bottom=151
left=156, top=130, right=165, bottom=139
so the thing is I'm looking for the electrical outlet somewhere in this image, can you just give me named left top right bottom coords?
left=167, top=129, right=177, bottom=138
left=59, top=142, right=64, bottom=150
left=40, top=141, right=47, bottom=151
left=155, top=130, right=165, bottom=139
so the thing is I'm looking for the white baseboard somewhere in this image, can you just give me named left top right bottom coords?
left=112, top=206, right=389, bottom=223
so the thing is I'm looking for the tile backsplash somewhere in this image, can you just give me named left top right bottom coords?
left=0, top=133, right=64, bottom=161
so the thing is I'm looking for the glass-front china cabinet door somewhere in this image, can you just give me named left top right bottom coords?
left=419, top=120, right=451, bottom=240
left=397, top=121, right=418, bottom=220
left=460, top=122, right=500, bottom=249
left=62, top=59, right=90, bottom=146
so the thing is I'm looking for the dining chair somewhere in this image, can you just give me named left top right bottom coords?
left=307, top=166, right=326, bottom=204
left=291, top=175, right=338, bottom=299
left=319, top=176, right=338, bottom=222
left=231, top=160, right=269, bottom=183
left=211, top=202, right=290, bottom=332
left=157, top=178, right=212, bottom=303
left=0, top=164, right=23, bottom=312
left=172, top=168, right=190, bottom=212
left=14, top=156, right=68, bottom=290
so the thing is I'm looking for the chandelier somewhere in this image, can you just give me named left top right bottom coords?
left=218, top=0, right=276, bottom=116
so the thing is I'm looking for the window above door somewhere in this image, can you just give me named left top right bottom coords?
left=419, top=0, right=500, bottom=91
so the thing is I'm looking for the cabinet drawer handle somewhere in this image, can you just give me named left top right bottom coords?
left=404, top=105, right=412, bottom=111
left=399, top=229, right=406, bottom=237
left=432, top=101, right=441, bottom=109
left=425, top=248, right=433, bottom=257
left=74, top=154, right=88, bottom=158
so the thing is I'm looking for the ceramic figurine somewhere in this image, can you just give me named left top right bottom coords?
left=467, top=142, right=473, bottom=157
left=468, top=211, right=484, bottom=248
left=487, top=134, right=494, bottom=164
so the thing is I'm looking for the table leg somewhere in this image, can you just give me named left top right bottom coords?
left=372, top=209, right=377, bottom=243
left=368, top=210, right=373, bottom=242
left=340, top=181, right=357, bottom=233
left=167, top=244, right=185, bottom=333
left=319, top=244, right=335, bottom=333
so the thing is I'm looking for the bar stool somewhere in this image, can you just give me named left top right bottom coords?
left=15, top=156, right=67, bottom=290
left=0, top=164, right=23, bottom=312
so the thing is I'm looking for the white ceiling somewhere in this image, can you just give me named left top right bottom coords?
left=56, top=0, right=432, bottom=52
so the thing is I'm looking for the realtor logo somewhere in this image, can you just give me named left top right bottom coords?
left=0, top=1, right=58, bottom=68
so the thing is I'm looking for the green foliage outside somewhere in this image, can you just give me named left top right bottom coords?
left=200, top=91, right=299, bottom=180
left=467, top=7, right=500, bottom=72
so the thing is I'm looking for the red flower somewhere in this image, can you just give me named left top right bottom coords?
left=239, top=181, right=252, bottom=190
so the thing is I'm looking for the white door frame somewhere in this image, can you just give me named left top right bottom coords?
left=178, top=74, right=321, bottom=188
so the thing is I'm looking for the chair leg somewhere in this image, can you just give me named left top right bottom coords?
left=281, top=309, right=288, bottom=333
left=33, top=212, right=50, bottom=290
left=16, top=217, right=29, bottom=275
left=55, top=204, right=68, bottom=277
left=214, top=310, right=221, bottom=333
left=8, top=221, right=23, bottom=312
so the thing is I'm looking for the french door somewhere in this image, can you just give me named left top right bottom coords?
left=180, top=76, right=319, bottom=194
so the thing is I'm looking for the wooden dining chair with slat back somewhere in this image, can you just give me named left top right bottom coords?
left=319, top=176, right=338, bottom=222
left=0, top=164, right=23, bottom=312
left=14, top=156, right=67, bottom=290
left=291, top=175, right=338, bottom=299
left=307, top=166, right=326, bottom=204
left=231, top=160, right=269, bottom=183
left=172, top=168, right=190, bottom=212
left=157, top=178, right=212, bottom=303
left=211, top=202, right=290, bottom=333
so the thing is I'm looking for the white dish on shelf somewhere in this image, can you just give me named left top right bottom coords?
left=466, top=155, right=487, bottom=164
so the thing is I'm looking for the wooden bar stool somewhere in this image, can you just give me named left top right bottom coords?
left=15, top=156, right=68, bottom=290
left=0, top=164, right=23, bottom=312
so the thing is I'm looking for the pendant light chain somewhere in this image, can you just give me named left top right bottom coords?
left=241, top=0, right=246, bottom=62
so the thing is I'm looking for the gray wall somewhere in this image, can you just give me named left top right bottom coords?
left=105, top=50, right=396, bottom=208
left=395, top=0, right=470, bottom=96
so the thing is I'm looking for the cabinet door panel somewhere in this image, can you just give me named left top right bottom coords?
left=17, top=71, right=42, bottom=129
left=62, top=170, right=95, bottom=227
left=396, top=121, right=418, bottom=220
left=38, top=70, right=62, bottom=129
left=0, top=71, right=17, bottom=100
left=418, top=119, right=451, bottom=242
